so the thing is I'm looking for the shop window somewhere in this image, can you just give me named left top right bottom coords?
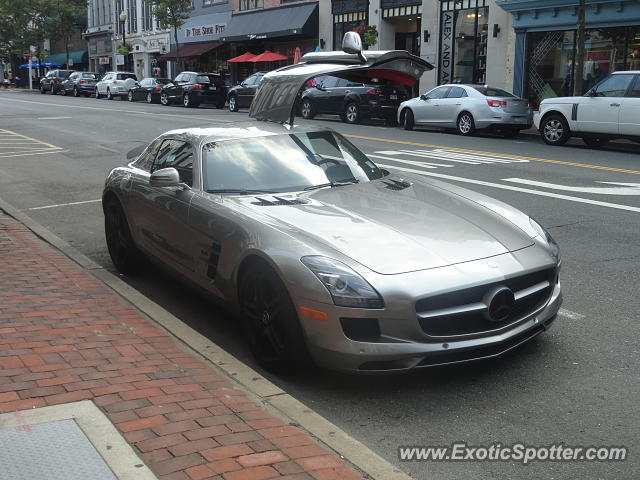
left=438, top=4, right=488, bottom=85
left=525, top=31, right=575, bottom=105
left=626, top=27, right=640, bottom=71
left=579, top=28, right=627, bottom=93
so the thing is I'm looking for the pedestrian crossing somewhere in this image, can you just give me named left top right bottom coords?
left=369, top=148, right=530, bottom=170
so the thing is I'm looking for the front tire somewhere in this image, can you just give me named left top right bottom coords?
left=238, top=262, right=312, bottom=373
left=457, top=112, right=476, bottom=136
left=228, top=95, right=239, bottom=112
left=106, top=88, right=113, bottom=100
left=127, top=90, right=134, bottom=102
left=146, top=92, right=154, bottom=103
left=403, top=109, right=414, bottom=130
left=73, top=87, right=79, bottom=97
left=160, top=92, right=170, bottom=105
left=104, top=198, right=140, bottom=275
left=541, top=114, right=570, bottom=146
left=583, top=136, right=609, bottom=148
left=342, top=102, right=361, bottom=124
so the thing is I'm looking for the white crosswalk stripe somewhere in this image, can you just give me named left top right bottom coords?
left=373, top=148, right=531, bottom=170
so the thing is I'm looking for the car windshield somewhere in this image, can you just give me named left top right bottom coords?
left=156, top=78, right=172, bottom=84
left=82, top=73, right=98, bottom=79
left=59, top=71, right=73, bottom=78
left=202, top=131, right=384, bottom=194
left=118, top=74, right=137, bottom=80
left=473, top=86, right=515, bottom=97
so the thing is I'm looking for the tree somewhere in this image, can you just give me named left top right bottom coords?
left=574, top=0, right=585, bottom=95
left=46, top=0, right=87, bottom=69
left=151, top=0, right=191, bottom=71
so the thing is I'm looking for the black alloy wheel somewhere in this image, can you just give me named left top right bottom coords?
left=104, top=198, right=139, bottom=275
left=238, top=262, right=311, bottom=373
left=228, top=95, right=239, bottom=112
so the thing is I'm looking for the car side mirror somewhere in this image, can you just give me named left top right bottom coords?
left=420, top=94, right=428, bottom=101
left=150, top=167, right=179, bottom=188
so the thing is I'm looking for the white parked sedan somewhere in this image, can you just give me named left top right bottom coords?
left=398, top=84, right=533, bottom=138
left=95, top=71, right=138, bottom=100
left=534, top=71, right=640, bottom=147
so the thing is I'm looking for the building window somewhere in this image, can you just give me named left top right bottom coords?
left=332, top=11, right=367, bottom=49
left=128, top=0, right=137, bottom=34
left=116, top=0, right=125, bottom=35
left=142, top=1, right=153, bottom=30
left=438, top=1, right=488, bottom=85
left=203, top=0, right=226, bottom=5
left=239, top=0, right=263, bottom=10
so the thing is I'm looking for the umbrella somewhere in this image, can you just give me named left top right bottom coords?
left=293, top=47, right=302, bottom=65
left=227, top=52, right=256, bottom=63
left=249, top=51, right=288, bottom=62
left=18, top=61, right=62, bottom=69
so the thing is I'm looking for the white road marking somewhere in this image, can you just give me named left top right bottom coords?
left=368, top=154, right=438, bottom=168
left=504, top=178, right=640, bottom=196
left=0, top=149, right=67, bottom=159
left=36, top=116, right=73, bottom=120
left=28, top=199, right=102, bottom=210
left=376, top=163, right=640, bottom=214
left=558, top=308, right=586, bottom=320
left=378, top=149, right=482, bottom=165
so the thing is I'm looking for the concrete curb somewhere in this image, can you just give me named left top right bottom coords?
left=0, top=196, right=413, bottom=480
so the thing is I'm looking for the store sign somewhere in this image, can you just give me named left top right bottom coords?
left=439, top=10, right=454, bottom=84
left=184, top=23, right=226, bottom=39
left=99, top=56, right=110, bottom=64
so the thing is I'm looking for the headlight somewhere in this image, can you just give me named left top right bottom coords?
left=529, top=217, right=560, bottom=262
left=301, top=256, right=383, bottom=309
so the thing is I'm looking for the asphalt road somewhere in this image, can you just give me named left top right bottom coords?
left=1, top=90, right=639, bottom=480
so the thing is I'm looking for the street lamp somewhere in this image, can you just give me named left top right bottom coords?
left=119, top=11, right=127, bottom=71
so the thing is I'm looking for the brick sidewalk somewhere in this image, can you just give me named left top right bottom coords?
left=0, top=211, right=363, bottom=480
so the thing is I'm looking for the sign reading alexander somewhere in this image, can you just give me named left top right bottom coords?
left=184, top=23, right=226, bottom=39
left=439, top=10, right=454, bottom=84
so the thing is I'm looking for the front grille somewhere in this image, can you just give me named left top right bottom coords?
left=416, top=268, right=556, bottom=338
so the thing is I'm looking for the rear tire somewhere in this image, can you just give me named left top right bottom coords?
left=95, top=89, right=101, bottom=99
left=127, top=90, right=134, bottom=102
left=104, top=198, right=140, bottom=275
left=541, top=114, right=570, bottom=146
left=106, top=88, right=113, bottom=100
left=238, top=261, right=312, bottom=373
left=60, top=87, right=67, bottom=96
left=342, top=102, right=361, bottom=124
left=583, top=136, right=609, bottom=148
left=73, top=87, right=79, bottom=97
left=403, top=109, right=414, bottom=130
left=228, top=95, right=239, bottom=112
left=457, top=112, right=476, bottom=136
left=300, top=99, right=315, bottom=119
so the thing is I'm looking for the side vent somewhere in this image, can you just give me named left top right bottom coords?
left=382, top=179, right=413, bottom=191
left=206, top=243, right=221, bottom=279
left=251, top=196, right=309, bottom=206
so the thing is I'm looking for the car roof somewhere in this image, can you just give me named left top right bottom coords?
left=161, top=121, right=331, bottom=145
left=612, top=70, right=640, bottom=74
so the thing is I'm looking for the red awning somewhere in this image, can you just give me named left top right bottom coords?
left=228, top=52, right=256, bottom=63
left=249, top=51, right=289, bottom=62
left=158, top=41, right=223, bottom=61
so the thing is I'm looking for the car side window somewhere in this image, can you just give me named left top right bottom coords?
left=592, top=74, right=634, bottom=97
left=627, top=76, right=640, bottom=98
left=426, top=87, right=450, bottom=99
left=134, top=142, right=159, bottom=172
left=140, top=79, right=151, bottom=87
left=320, top=77, right=338, bottom=88
left=244, top=75, right=256, bottom=86
left=447, top=86, right=467, bottom=98
left=152, top=140, right=194, bottom=187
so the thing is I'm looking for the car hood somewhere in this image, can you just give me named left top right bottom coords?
left=541, top=96, right=585, bottom=104
left=234, top=176, right=534, bottom=275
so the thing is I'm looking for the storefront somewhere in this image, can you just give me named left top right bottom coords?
left=497, top=0, right=640, bottom=105
left=331, top=0, right=369, bottom=50
left=221, top=3, right=319, bottom=83
left=438, top=0, right=489, bottom=85
left=86, top=33, right=113, bottom=73
left=381, top=0, right=422, bottom=55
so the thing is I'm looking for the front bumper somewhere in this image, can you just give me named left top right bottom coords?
left=294, top=250, right=562, bottom=373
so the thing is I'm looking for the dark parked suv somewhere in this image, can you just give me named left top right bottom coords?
left=40, top=70, right=74, bottom=95
left=299, top=76, right=408, bottom=125
left=160, top=72, right=227, bottom=108
left=226, top=72, right=266, bottom=112
left=60, top=72, right=101, bottom=97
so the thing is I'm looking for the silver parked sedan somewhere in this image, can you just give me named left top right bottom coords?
left=103, top=35, right=561, bottom=374
left=398, top=84, right=533, bottom=138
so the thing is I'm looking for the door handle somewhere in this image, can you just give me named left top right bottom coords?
left=345, top=90, right=351, bottom=94
left=610, top=103, right=621, bottom=107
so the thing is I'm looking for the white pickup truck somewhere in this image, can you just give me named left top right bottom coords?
left=534, top=71, right=640, bottom=147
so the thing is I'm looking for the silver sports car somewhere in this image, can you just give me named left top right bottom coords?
left=103, top=33, right=562, bottom=373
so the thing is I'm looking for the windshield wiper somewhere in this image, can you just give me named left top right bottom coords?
left=303, top=180, right=359, bottom=191
left=207, top=188, right=275, bottom=195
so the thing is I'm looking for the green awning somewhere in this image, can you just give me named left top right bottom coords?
left=44, top=50, right=88, bottom=66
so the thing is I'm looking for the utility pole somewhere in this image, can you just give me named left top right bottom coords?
left=573, top=0, right=585, bottom=95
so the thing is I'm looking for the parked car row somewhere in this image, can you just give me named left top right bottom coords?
left=39, top=67, right=640, bottom=146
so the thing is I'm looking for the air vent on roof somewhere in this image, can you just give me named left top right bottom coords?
left=382, top=179, right=413, bottom=191
left=251, top=196, right=309, bottom=206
